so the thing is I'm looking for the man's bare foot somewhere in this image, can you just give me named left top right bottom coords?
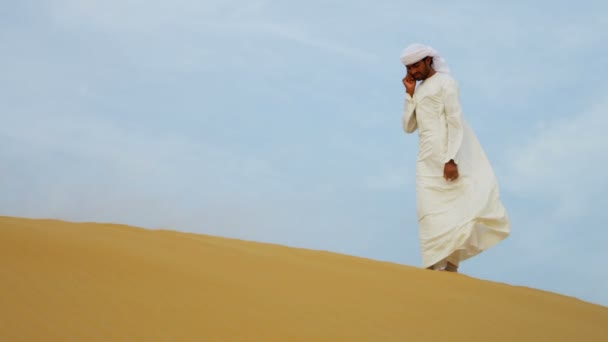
left=445, top=262, right=458, bottom=273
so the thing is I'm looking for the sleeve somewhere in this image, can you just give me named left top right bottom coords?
left=442, top=78, right=464, bottom=164
left=402, top=93, right=418, bottom=133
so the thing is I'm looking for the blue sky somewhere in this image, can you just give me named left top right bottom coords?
left=2, top=0, right=608, bottom=306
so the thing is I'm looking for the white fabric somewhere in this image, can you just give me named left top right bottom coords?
left=400, top=43, right=450, bottom=74
left=402, top=72, right=510, bottom=268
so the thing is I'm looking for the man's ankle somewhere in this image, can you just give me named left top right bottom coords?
left=445, top=262, right=459, bottom=272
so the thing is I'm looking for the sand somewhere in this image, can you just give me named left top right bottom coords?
left=1, top=216, right=607, bottom=341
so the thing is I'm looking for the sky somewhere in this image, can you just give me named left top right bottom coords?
left=2, top=0, right=608, bottom=306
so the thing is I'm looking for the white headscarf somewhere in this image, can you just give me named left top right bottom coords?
left=400, top=43, right=450, bottom=74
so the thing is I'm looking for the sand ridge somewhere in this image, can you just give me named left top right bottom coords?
left=1, top=216, right=607, bottom=341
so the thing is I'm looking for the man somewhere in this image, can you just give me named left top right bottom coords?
left=400, top=43, right=510, bottom=272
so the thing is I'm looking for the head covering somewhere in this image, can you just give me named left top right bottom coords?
left=400, top=43, right=450, bottom=74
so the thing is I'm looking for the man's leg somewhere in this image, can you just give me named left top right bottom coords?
left=426, top=259, right=447, bottom=271
left=426, top=254, right=460, bottom=271
left=445, top=252, right=460, bottom=273
left=444, top=261, right=458, bottom=272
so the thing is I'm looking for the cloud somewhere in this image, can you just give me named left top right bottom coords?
left=49, top=0, right=224, bottom=32
left=502, top=92, right=608, bottom=219
left=494, top=89, right=608, bottom=305
left=46, top=0, right=377, bottom=67
left=0, top=111, right=287, bottom=224
left=366, top=164, right=412, bottom=191
left=256, top=23, right=378, bottom=62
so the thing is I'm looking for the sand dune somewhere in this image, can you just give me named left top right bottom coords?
left=1, top=216, right=607, bottom=341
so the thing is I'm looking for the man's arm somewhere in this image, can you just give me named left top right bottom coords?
left=402, top=74, right=418, bottom=133
left=443, top=78, right=464, bottom=181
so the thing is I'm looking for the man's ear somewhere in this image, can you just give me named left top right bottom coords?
left=426, top=56, right=435, bottom=70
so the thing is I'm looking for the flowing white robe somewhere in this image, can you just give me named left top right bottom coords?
left=403, top=72, right=510, bottom=268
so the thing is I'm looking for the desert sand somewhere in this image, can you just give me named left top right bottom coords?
left=1, top=216, right=607, bottom=341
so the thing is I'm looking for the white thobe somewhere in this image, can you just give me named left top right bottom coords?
left=403, top=72, right=510, bottom=268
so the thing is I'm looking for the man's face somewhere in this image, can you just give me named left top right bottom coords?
left=406, top=57, right=432, bottom=81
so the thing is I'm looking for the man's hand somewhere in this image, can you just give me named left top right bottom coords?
left=444, top=160, right=459, bottom=181
left=402, top=72, right=416, bottom=96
